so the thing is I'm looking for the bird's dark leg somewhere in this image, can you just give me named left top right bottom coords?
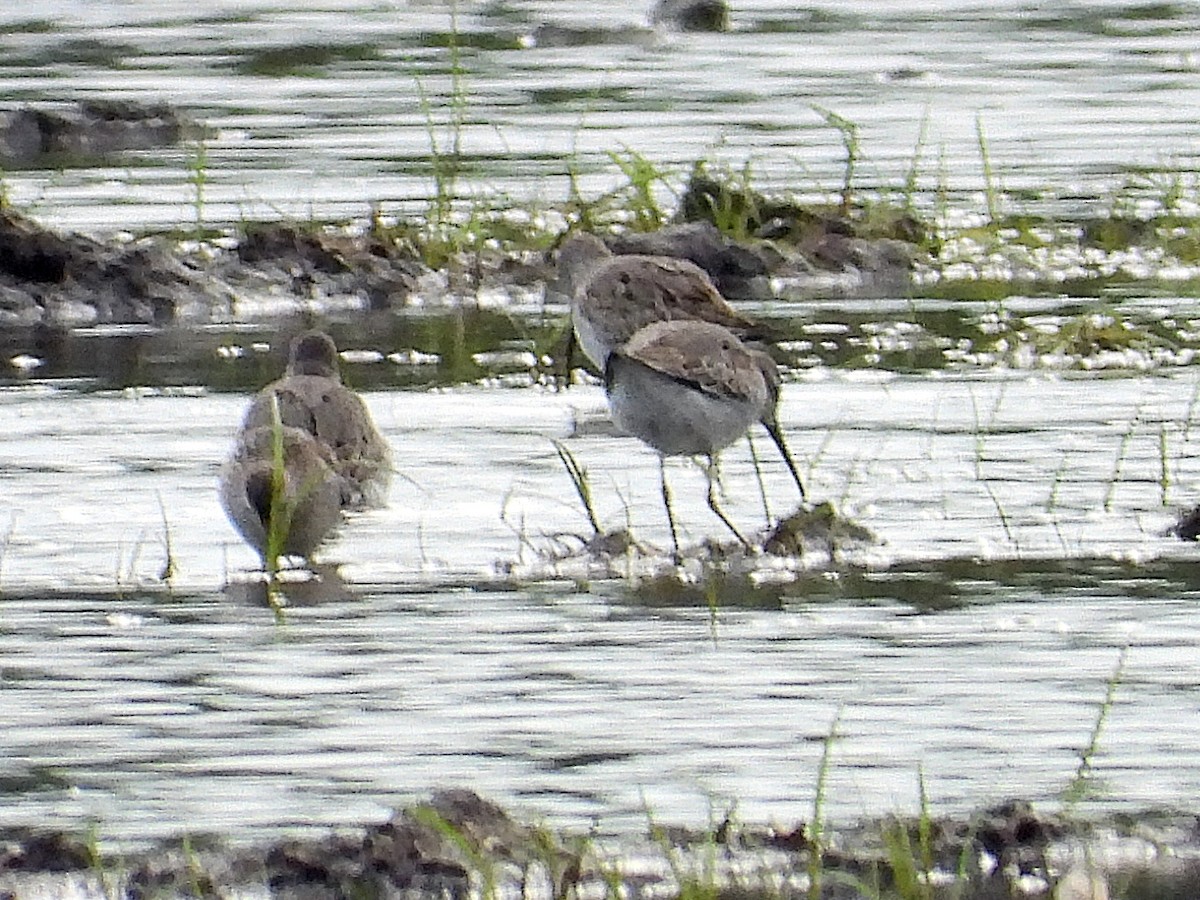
left=659, top=456, right=683, bottom=563
left=556, top=325, right=580, bottom=389
left=761, top=416, right=807, bottom=502
left=745, top=430, right=773, bottom=525
left=705, top=456, right=753, bottom=551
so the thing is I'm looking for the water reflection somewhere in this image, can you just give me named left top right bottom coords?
left=1, top=2, right=1199, bottom=229
left=223, top=564, right=354, bottom=609
left=2, top=363, right=1200, bottom=848
left=6, top=296, right=1200, bottom=392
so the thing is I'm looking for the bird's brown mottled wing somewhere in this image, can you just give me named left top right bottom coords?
left=620, top=320, right=767, bottom=406
left=241, top=375, right=391, bottom=507
left=581, top=255, right=756, bottom=344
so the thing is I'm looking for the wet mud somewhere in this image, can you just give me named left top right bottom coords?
left=0, top=790, right=1196, bottom=900
left=0, top=201, right=912, bottom=328
left=0, top=95, right=920, bottom=332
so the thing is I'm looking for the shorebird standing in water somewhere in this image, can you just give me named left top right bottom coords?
left=557, top=232, right=806, bottom=502
left=238, top=330, right=391, bottom=509
left=219, top=423, right=347, bottom=564
left=605, top=319, right=794, bottom=559
left=220, top=330, right=391, bottom=566
left=557, top=232, right=763, bottom=370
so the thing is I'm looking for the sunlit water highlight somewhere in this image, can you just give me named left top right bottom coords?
left=2, top=1, right=1200, bottom=229
left=4, top=369, right=1200, bottom=849
left=3, top=0, right=1200, bottom=857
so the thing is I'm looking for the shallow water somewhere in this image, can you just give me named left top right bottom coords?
left=2, top=1, right=1200, bottom=230
left=4, top=0, right=1200, bottom=858
left=4, top=352, right=1200, bottom=850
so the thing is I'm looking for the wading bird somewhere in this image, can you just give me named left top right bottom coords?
left=238, top=330, right=391, bottom=508
left=605, top=319, right=796, bottom=558
left=558, top=232, right=806, bottom=502
left=220, top=330, right=391, bottom=565
left=219, top=424, right=347, bottom=564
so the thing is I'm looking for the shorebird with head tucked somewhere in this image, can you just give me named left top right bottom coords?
left=239, top=330, right=391, bottom=509
left=557, top=232, right=806, bottom=502
left=605, top=318, right=796, bottom=559
left=557, top=232, right=764, bottom=370
left=219, top=423, right=348, bottom=564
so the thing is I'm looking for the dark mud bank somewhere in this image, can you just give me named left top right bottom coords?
left=0, top=166, right=920, bottom=330
left=0, top=210, right=430, bottom=328
left=1, top=790, right=1197, bottom=900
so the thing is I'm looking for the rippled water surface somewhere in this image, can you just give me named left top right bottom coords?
left=4, top=0, right=1200, bottom=856
left=4, top=358, right=1200, bottom=849
left=3, top=0, right=1200, bottom=228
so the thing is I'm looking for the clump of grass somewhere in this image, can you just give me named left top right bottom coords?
left=1159, top=423, right=1171, bottom=507
left=156, top=492, right=176, bottom=585
left=1104, top=409, right=1141, bottom=514
left=259, top=393, right=333, bottom=618
left=901, top=108, right=931, bottom=218
left=408, top=0, right=475, bottom=269
left=561, top=145, right=678, bottom=236
left=263, top=393, right=291, bottom=581
left=704, top=577, right=721, bottom=646
left=813, top=105, right=861, bottom=216
left=608, top=147, right=674, bottom=232
left=407, top=804, right=501, bottom=900
left=975, top=113, right=1001, bottom=229
left=807, top=705, right=843, bottom=899
left=870, top=769, right=948, bottom=900
left=115, top=529, right=152, bottom=596
left=553, top=439, right=602, bottom=535
left=84, top=822, right=120, bottom=900
left=0, top=512, right=16, bottom=591
left=690, top=158, right=761, bottom=241
left=1062, top=646, right=1127, bottom=810
left=187, top=137, right=208, bottom=242
left=178, top=834, right=212, bottom=899
left=644, top=799, right=723, bottom=900
left=982, top=481, right=1018, bottom=550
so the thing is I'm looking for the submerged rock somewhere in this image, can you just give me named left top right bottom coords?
left=235, top=222, right=424, bottom=311
left=0, top=212, right=435, bottom=327
left=650, top=0, right=730, bottom=32
left=0, top=829, right=92, bottom=872
left=763, top=501, right=877, bottom=558
left=679, top=167, right=925, bottom=297
left=526, top=22, right=657, bottom=48
left=125, top=789, right=579, bottom=900
left=0, top=100, right=209, bottom=167
left=1168, top=504, right=1200, bottom=541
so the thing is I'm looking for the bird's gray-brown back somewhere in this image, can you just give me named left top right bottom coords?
left=239, top=330, right=391, bottom=508
left=558, top=232, right=765, bottom=370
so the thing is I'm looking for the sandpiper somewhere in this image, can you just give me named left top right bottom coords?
left=239, top=330, right=391, bottom=508
left=557, top=231, right=762, bottom=370
left=605, top=319, right=796, bottom=558
left=218, top=424, right=348, bottom=563
left=558, top=232, right=806, bottom=500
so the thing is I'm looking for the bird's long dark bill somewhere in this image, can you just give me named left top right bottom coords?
left=762, top=418, right=807, bottom=501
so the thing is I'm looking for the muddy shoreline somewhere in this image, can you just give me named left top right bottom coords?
left=0, top=789, right=1196, bottom=900
left=0, top=179, right=916, bottom=334
left=5, top=103, right=1200, bottom=900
